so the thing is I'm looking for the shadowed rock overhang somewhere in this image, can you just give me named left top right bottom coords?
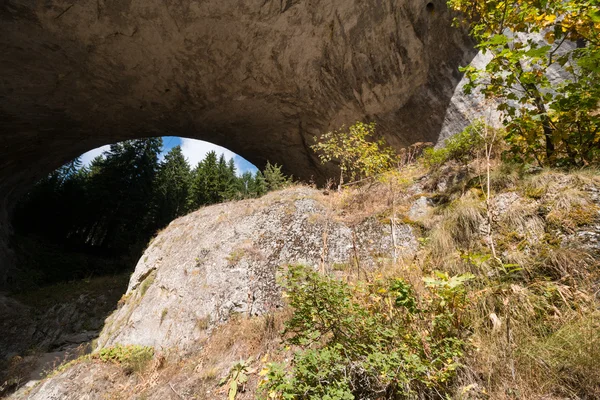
left=0, top=0, right=476, bottom=277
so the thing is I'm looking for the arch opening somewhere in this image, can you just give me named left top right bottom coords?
left=10, top=136, right=265, bottom=288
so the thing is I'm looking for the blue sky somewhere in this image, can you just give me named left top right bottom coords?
left=80, top=136, right=258, bottom=176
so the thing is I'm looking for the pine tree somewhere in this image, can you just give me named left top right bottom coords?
left=188, top=163, right=206, bottom=209
left=217, top=154, right=231, bottom=200
left=250, top=170, right=268, bottom=197
left=84, top=138, right=163, bottom=251
left=227, top=158, right=236, bottom=176
left=189, top=151, right=221, bottom=207
left=218, top=156, right=239, bottom=200
left=153, top=146, right=191, bottom=228
left=238, top=171, right=254, bottom=198
left=263, top=161, right=290, bottom=191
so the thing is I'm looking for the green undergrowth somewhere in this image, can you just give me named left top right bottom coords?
left=94, top=344, right=154, bottom=374
left=422, top=121, right=494, bottom=169
left=48, top=344, right=154, bottom=378
left=320, top=144, right=600, bottom=399
left=259, top=265, right=473, bottom=399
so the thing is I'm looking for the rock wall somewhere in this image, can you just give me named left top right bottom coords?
left=0, top=0, right=475, bottom=198
left=97, top=187, right=416, bottom=354
left=0, top=0, right=475, bottom=278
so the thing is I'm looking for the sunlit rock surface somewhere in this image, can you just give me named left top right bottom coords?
left=97, top=187, right=417, bottom=353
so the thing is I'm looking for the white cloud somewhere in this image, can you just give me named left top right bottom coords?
left=80, top=145, right=110, bottom=167
left=180, top=138, right=256, bottom=175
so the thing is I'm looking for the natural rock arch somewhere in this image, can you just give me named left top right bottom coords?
left=0, top=0, right=476, bottom=279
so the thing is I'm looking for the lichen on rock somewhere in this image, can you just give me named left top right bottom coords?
left=97, top=186, right=415, bottom=354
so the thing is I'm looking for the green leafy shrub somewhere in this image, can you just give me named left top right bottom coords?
left=259, top=265, right=473, bottom=399
left=311, top=121, right=397, bottom=188
left=448, top=0, right=600, bottom=167
left=422, top=121, right=489, bottom=168
left=220, top=358, right=255, bottom=400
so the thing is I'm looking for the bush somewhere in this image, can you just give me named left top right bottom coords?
left=259, top=265, right=473, bottom=399
left=94, top=344, right=154, bottom=374
left=422, top=121, right=491, bottom=168
left=311, top=122, right=397, bottom=188
left=263, top=161, right=292, bottom=191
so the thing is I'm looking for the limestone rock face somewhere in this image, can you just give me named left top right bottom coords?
left=12, top=362, right=133, bottom=400
left=97, top=187, right=416, bottom=354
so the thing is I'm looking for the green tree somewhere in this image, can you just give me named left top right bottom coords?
left=217, top=155, right=238, bottom=201
left=83, top=138, right=163, bottom=251
left=188, top=163, right=206, bottom=209
left=262, top=161, right=290, bottom=191
left=153, top=146, right=191, bottom=228
left=250, top=170, right=267, bottom=197
left=189, top=151, right=221, bottom=207
left=449, top=0, right=600, bottom=166
left=311, top=121, right=397, bottom=189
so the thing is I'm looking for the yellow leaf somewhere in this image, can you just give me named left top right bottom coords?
left=545, top=14, right=557, bottom=23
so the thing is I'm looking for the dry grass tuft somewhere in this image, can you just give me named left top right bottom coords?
left=545, top=187, right=598, bottom=232
left=488, top=162, right=524, bottom=191
left=462, top=279, right=598, bottom=399
left=429, top=191, right=485, bottom=257
left=497, top=201, right=545, bottom=240
left=518, top=311, right=600, bottom=399
left=195, top=311, right=288, bottom=377
left=329, top=166, right=424, bottom=225
left=538, top=246, right=595, bottom=281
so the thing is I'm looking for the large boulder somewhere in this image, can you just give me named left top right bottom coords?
left=97, top=187, right=417, bottom=353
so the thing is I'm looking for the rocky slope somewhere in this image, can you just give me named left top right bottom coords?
left=97, top=186, right=416, bottom=353
left=0, top=275, right=129, bottom=396
left=6, top=166, right=600, bottom=399
left=4, top=185, right=417, bottom=399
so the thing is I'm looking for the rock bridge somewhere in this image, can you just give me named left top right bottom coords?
left=0, top=0, right=475, bottom=279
